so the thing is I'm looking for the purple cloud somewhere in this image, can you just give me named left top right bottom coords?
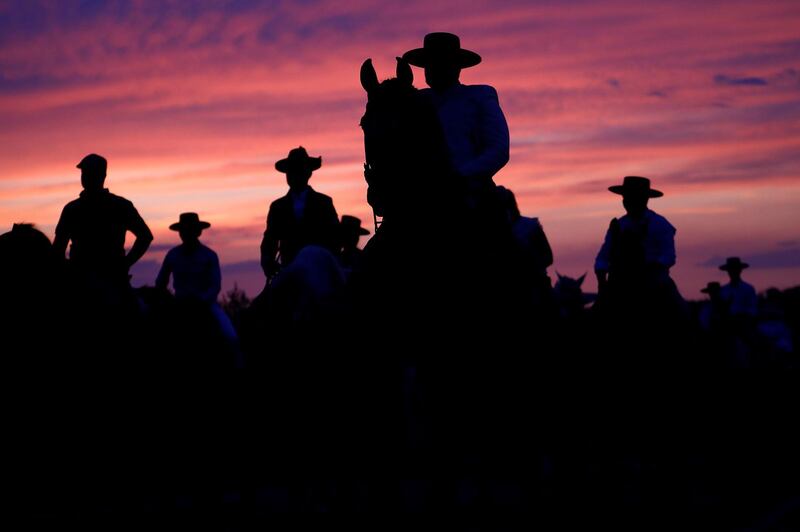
left=144, top=243, right=174, bottom=253
left=714, top=74, right=768, bottom=86
left=700, top=246, right=800, bottom=270
left=129, top=259, right=161, bottom=287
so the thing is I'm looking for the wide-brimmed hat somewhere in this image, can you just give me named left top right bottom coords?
left=169, top=212, right=211, bottom=231
left=275, top=146, right=322, bottom=174
left=402, top=32, right=482, bottom=69
left=700, top=281, right=721, bottom=294
left=608, top=176, right=663, bottom=198
left=340, top=215, right=370, bottom=236
left=719, top=256, right=749, bottom=271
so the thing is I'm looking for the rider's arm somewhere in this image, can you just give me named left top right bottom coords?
left=457, top=85, right=510, bottom=183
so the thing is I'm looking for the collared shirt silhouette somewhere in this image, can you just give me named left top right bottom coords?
left=53, top=154, right=152, bottom=280
left=595, top=210, right=676, bottom=275
left=156, top=213, right=221, bottom=305
left=718, top=257, right=758, bottom=318
left=594, top=176, right=676, bottom=291
left=260, top=147, right=339, bottom=278
left=156, top=212, right=239, bottom=347
left=403, top=32, right=510, bottom=196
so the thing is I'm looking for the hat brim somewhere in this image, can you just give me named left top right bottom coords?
left=170, top=221, right=211, bottom=231
left=342, top=226, right=370, bottom=236
left=275, top=156, right=322, bottom=174
left=720, top=263, right=749, bottom=271
left=608, top=185, right=663, bottom=198
left=402, top=48, right=482, bottom=69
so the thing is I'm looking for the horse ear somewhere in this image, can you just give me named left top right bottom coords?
left=578, top=273, right=586, bottom=286
left=360, top=58, right=379, bottom=93
left=396, top=56, right=413, bottom=86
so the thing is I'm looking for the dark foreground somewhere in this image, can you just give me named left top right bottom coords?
left=6, top=374, right=800, bottom=529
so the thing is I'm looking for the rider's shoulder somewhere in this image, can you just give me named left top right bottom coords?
left=463, top=84, right=499, bottom=100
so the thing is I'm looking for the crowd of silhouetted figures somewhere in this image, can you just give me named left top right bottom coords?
left=2, top=221, right=800, bottom=523
left=1, top=220, right=797, bottom=371
left=0, top=152, right=797, bottom=524
left=2, top=30, right=799, bottom=520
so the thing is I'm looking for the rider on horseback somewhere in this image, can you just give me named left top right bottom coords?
left=260, top=147, right=340, bottom=281
left=402, top=32, right=510, bottom=211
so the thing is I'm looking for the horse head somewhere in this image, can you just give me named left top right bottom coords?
left=553, top=272, right=596, bottom=318
left=360, top=58, right=417, bottom=161
left=359, top=58, right=452, bottom=223
left=360, top=58, right=420, bottom=216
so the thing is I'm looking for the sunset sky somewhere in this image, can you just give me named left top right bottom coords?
left=1, top=0, right=798, bottom=298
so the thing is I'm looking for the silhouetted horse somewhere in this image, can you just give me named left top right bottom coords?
left=553, top=272, right=596, bottom=321
left=548, top=272, right=598, bottom=365
left=358, top=59, right=469, bottom=488
left=358, top=58, right=486, bottom=338
left=360, top=58, right=457, bottom=222
left=358, top=59, right=536, bottom=499
left=359, top=58, right=453, bottom=312
left=135, top=285, right=235, bottom=368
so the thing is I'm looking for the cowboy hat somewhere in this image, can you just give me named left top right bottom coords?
left=719, top=257, right=749, bottom=271
left=700, top=281, right=721, bottom=294
left=340, top=215, right=370, bottom=236
left=402, top=32, right=481, bottom=69
left=275, top=146, right=322, bottom=174
left=169, top=212, right=211, bottom=231
left=608, top=176, right=663, bottom=198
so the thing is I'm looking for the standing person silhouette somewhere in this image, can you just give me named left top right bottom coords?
left=53, top=153, right=153, bottom=310
left=260, top=147, right=340, bottom=280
